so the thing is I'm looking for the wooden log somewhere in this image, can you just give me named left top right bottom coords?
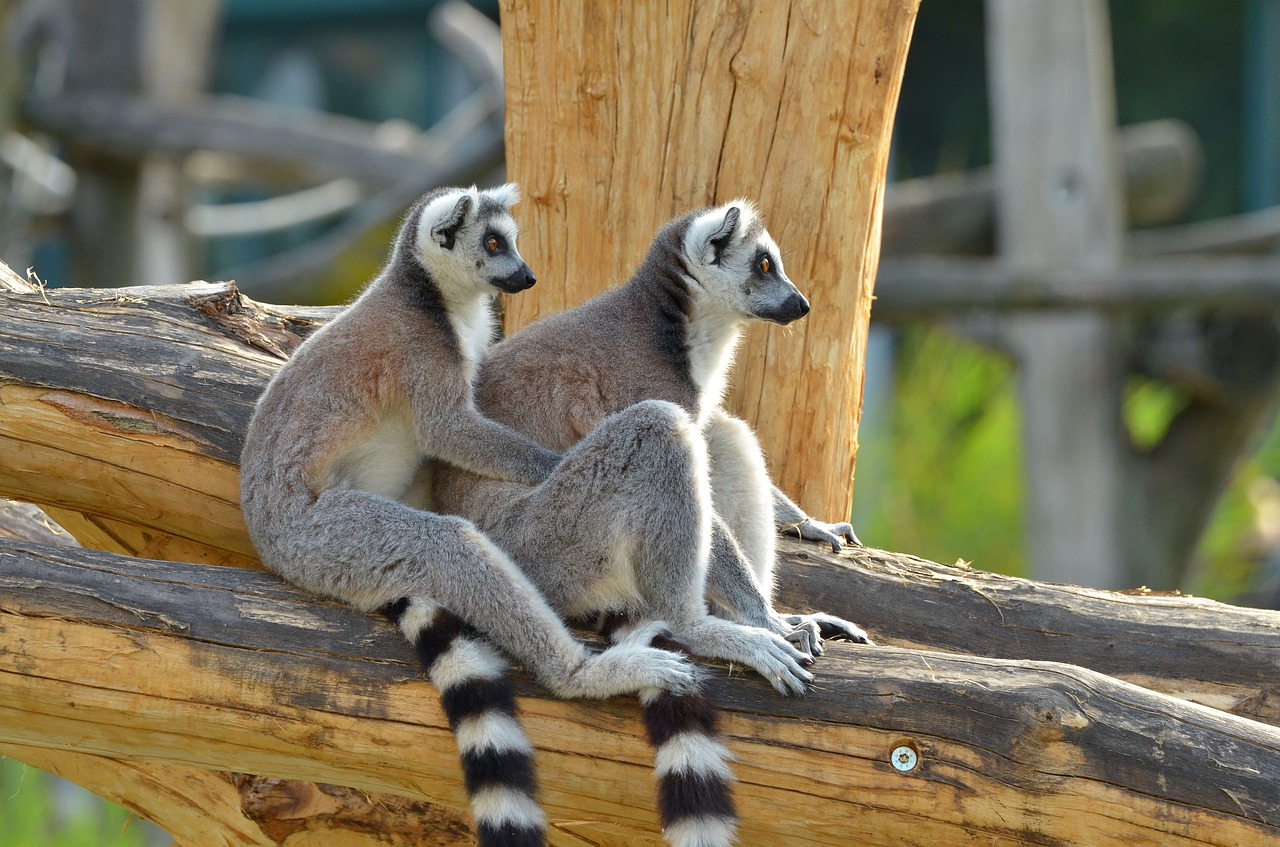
left=0, top=743, right=474, bottom=847
left=882, top=118, right=1204, bottom=257
left=2, top=538, right=1278, bottom=847
left=3, top=271, right=1280, bottom=726
left=873, top=254, right=1280, bottom=318
left=776, top=545, right=1280, bottom=726
left=498, top=0, right=921, bottom=521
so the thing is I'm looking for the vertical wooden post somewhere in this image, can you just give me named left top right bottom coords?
left=135, top=0, right=221, bottom=286
left=499, top=0, right=920, bottom=520
left=987, top=0, right=1128, bottom=587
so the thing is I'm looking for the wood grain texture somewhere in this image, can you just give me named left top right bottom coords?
left=3, top=538, right=1278, bottom=847
left=499, top=0, right=921, bottom=520
left=0, top=274, right=332, bottom=564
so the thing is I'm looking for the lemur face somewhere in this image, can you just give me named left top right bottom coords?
left=681, top=201, right=810, bottom=325
left=416, top=184, right=537, bottom=296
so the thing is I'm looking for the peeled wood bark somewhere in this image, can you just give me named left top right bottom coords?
left=3, top=538, right=1278, bottom=847
left=498, top=0, right=920, bottom=521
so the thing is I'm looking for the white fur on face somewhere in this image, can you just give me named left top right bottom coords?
left=414, top=185, right=527, bottom=304
left=680, top=200, right=803, bottom=326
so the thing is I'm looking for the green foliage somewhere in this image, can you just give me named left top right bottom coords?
left=853, top=326, right=1280, bottom=604
left=853, top=327, right=1027, bottom=576
left=0, top=758, right=153, bottom=847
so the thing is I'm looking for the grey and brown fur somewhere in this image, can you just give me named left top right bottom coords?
left=240, top=185, right=699, bottom=847
left=432, top=201, right=871, bottom=681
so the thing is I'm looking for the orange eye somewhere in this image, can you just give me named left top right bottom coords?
left=760, top=256, right=771, bottom=274
left=486, top=236, right=500, bottom=253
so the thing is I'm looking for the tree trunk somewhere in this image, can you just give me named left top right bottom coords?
left=498, top=0, right=921, bottom=521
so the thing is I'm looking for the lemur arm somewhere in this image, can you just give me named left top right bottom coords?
left=704, top=515, right=823, bottom=656
left=425, top=404, right=562, bottom=487
left=771, top=484, right=862, bottom=551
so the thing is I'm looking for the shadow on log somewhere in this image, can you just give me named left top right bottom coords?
left=2, top=266, right=1280, bottom=844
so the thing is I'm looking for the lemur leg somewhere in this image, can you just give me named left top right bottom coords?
left=278, top=489, right=697, bottom=699
left=470, top=400, right=814, bottom=695
left=771, top=484, right=862, bottom=550
left=702, top=409, right=872, bottom=646
left=705, top=515, right=822, bottom=657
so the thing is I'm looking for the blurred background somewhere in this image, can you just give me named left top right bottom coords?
left=2, top=0, right=1280, bottom=842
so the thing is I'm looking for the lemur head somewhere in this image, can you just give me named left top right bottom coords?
left=414, top=184, right=536, bottom=297
left=680, top=200, right=810, bottom=325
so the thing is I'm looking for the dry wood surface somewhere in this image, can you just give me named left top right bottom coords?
left=3, top=267, right=1280, bottom=844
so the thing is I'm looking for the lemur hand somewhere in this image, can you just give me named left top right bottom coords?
left=784, top=612, right=873, bottom=646
left=782, top=517, right=862, bottom=553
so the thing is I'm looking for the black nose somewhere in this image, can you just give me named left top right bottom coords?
left=771, top=291, right=810, bottom=324
left=786, top=292, right=811, bottom=319
left=494, top=266, right=537, bottom=293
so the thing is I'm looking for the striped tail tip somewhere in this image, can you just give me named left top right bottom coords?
left=601, top=616, right=738, bottom=847
left=385, top=598, right=547, bottom=847
left=643, top=688, right=738, bottom=847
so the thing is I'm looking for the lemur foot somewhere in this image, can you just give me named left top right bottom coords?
left=784, top=612, right=874, bottom=646
left=782, top=517, right=862, bottom=552
left=554, top=621, right=698, bottom=699
left=764, top=613, right=823, bottom=658
left=711, top=626, right=814, bottom=696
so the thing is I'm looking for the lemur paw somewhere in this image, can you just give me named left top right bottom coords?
left=785, top=613, right=874, bottom=646
left=557, top=622, right=699, bottom=699
left=783, top=518, right=862, bottom=552
left=767, top=613, right=823, bottom=658
left=744, top=630, right=815, bottom=696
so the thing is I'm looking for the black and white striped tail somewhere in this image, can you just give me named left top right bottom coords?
left=385, top=597, right=546, bottom=847
left=603, top=617, right=738, bottom=847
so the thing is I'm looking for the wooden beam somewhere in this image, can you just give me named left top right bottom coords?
left=883, top=118, right=1204, bottom=257
left=873, top=255, right=1280, bottom=318
left=987, top=0, right=1129, bottom=588
left=24, top=91, right=498, bottom=187
left=498, top=0, right=921, bottom=521
left=2, top=538, right=1278, bottom=847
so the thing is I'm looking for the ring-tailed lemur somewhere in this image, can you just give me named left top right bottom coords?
left=434, top=200, right=872, bottom=669
left=240, top=185, right=703, bottom=847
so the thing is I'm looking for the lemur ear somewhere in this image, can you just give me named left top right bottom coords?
left=706, top=206, right=741, bottom=265
left=486, top=183, right=521, bottom=209
left=430, top=194, right=473, bottom=250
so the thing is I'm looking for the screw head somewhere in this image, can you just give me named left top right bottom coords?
left=890, top=745, right=919, bottom=772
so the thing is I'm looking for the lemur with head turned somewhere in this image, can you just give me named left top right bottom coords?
left=432, top=200, right=873, bottom=680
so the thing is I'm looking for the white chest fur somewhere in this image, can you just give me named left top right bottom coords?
left=447, top=295, right=497, bottom=382
left=686, top=300, right=742, bottom=421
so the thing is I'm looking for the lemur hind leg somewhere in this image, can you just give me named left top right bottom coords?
left=281, top=489, right=698, bottom=699
left=702, top=409, right=872, bottom=646
left=470, top=400, right=814, bottom=695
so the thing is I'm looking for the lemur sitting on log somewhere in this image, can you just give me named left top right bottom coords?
left=432, top=200, right=871, bottom=684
